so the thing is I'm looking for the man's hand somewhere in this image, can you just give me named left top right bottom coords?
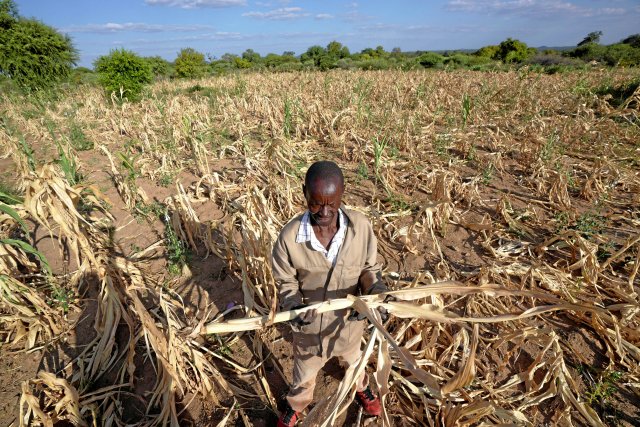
left=291, top=304, right=317, bottom=328
left=348, top=271, right=394, bottom=321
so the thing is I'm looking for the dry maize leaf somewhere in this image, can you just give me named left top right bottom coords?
left=441, top=324, right=478, bottom=394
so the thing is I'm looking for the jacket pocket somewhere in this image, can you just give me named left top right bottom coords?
left=340, top=266, right=362, bottom=294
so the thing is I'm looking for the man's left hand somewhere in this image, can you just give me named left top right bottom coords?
left=349, top=272, right=394, bottom=322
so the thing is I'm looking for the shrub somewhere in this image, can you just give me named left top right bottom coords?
left=210, top=60, right=235, bottom=75
left=621, top=34, right=640, bottom=48
left=496, top=38, right=533, bottom=63
left=602, top=44, right=640, bottom=66
left=144, top=56, right=172, bottom=78
left=438, top=53, right=491, bottom=69
left=358, top=58, right=391, bottom=70
left=567, top=43, right=607, bottom=62
left=335, top=58, right=357, bottom=70
left=275, top=61, right=304, bottom=72
left=417, top=52, right=444, bottom=68
left=527, top=54, right=583, bottom=67
left=94, top=48, right=152, bottom=101
left=69, top=67, right=97, bottom=85
left=174, top=48, right=208, bottom=78
left=233, top=57, right=252, bottom=69
left=474, top=45, right=499, bottom=59
left=0, top=0, right=78, bottom=91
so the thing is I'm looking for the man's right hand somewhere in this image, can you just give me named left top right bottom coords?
left=291, top=304, right=317, bottom=327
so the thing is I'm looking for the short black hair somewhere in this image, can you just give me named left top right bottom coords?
left=305, top=160, right=344, bottom=189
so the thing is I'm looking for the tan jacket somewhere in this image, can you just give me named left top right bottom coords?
left=272, top=208, right=380, bottom=357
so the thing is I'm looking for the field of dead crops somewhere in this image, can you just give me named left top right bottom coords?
left=1, top=68, right=639, bottom=426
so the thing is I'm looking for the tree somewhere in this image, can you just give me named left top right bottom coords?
left=220, top=53, right=238, bottom=62
left=0, top=0, right=18, bottom=28
left=326, top=41, right=350, bottom=59
left=301, top=45, right=325, bottom=62
left=578, top=31, right=602, bottom=47
left=94, top=48, right=152, bottom=101
left=233, top=57, right=251, bottom=69
left=242, top=48, right=261, bottom=63
left=174, top=48, right=207, bottom=78
left=301, top=45, right=333, bottom=69
left=144, top=56, right=171, bottom=77
left=495, top=38, right=533, bottom=63
left=621, top=33, right=640, bottom=48
left=0, top=0, right=78, bottom=90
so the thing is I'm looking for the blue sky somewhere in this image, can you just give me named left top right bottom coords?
left=15, top=0, right=640, bottom=67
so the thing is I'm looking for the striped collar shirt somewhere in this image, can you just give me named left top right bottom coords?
left=296, top=209, right=348, bottom=264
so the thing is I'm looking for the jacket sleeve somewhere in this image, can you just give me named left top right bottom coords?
left=272, top=233, right=303, bottom=311
left=359, top=219, right=386, bottom=295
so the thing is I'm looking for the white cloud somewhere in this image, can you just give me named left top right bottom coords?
left=445, top=0, right=627, bottom=17
left=61, top=23, right=215, bottom=33
left=356, top=23, right=399, bottom=31
left=315, top=13, right=334, bottom=20
left=145, top=0, right=246, bottom=8
left=448, top=0, right=571, bottom=13
left=255, top=0, right=292, bottom=6
left=118, top=31, right=255, bottom=48
left=243, top=7, right=310, bottom=20
left=598, top=8, right=625, bottom=15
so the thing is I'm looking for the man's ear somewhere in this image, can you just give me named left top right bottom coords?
left=302, top=184, right=307, bottom=199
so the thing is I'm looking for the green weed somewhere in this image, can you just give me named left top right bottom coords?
left=50, top=285, right=73, bottom=314
left=0, top=182, right=23, bottom=205
left=17, top=137, right=36, bottom=172
left=69, top=122, right=93, bottom=151
left=481, top=164, right=494, bottom=184
left=0, top=238, right=51, bottom=276
left=595, top=77, right=640, bottom=108
left=583, top=368, right=623, bottom=407
left=385, top=191, right=413, bottom=212
left=283, top=98, right=293, bottom=138
left=161, top=208, right=188, bottom=275
left=356, top=160, right=368, bottom=183
left=135, top=201, right=165, bottom=221
left=117, top=151, right=140, bottom=181
left=433, top=134, right=450, bottom=160
left=553, top=211, right=571, bottom=233
left=540, top=132, right=559, bottom=163
left=574, top=212, right=604, bottom=237
left=372, top=135, right=389, bottom=182
left=158, top=172, right=175, bottom=188
left=596, top=241, right=616, bottom=263
left=466, top=144, right=477, bottom=162
left=233, top=76, right=247, bottom=97
left=56, top=142, right=82, bottom=185
left=353, top=77, right=373, bottom=121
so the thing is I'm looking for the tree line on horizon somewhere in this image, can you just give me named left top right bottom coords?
left=1, top=0, right=639, bottom=97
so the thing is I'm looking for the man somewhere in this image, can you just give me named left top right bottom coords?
left=271, top=161, right=387, bottom=427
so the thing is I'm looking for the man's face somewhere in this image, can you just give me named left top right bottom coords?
left=303, top=177, right=344, bottom=227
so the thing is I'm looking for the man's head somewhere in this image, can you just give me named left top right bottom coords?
left=303, top=161, right=344, bottom=227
